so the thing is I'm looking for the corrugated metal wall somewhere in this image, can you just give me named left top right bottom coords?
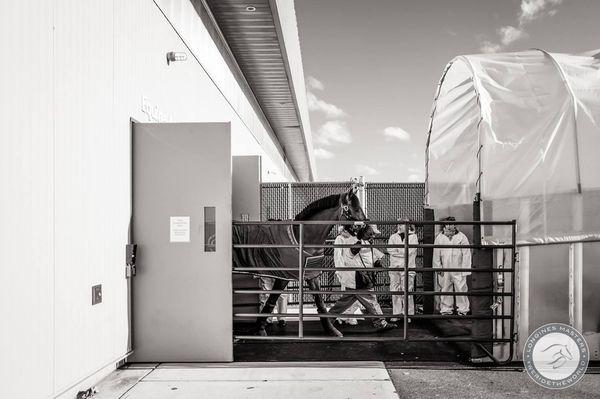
left=260, top=183, right=425, bottom=306
left=0, top=2, right=55, bottom=398
left=1, top=1, right=294, bottom=397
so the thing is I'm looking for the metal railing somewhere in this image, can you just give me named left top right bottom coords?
left=232, top=219, right=517, bottom=363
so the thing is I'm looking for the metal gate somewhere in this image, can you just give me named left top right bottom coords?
left=232, top=219, right=517, bottom=363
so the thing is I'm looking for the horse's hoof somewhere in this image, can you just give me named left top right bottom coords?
left=257, top=328, right=268, bottom=337
left=376, top=323, right=397, bottom=332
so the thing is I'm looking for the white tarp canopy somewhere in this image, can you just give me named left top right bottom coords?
left=426, top=49, right=600, bottom=244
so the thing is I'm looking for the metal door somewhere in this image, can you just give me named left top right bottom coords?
left=131, top=122, right=232, bottom=362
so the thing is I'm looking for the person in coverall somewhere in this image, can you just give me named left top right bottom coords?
left=433, top=216, right=471, bottom=315
left=333, top=226, right=362, bottom=325
left=328, top=224, right=396, bottom=330
left=387, top=218, right=418, bottom=322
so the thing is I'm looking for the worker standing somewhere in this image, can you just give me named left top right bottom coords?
left=387, top=218, right=418, bottom=322
left=433, top=216, right=471, bottom=315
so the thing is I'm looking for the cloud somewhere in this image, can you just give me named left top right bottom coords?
left=306, top=76, right=324, bottom=91
left=382, top=126, right=411, bottom=142
left=480, top=40, right=502, bottom=54
left=478, top=0, right=561, bottom=53
left=316, top=121, right=352, bottom=146
left=307, top=92, right=346, bottom=118
left=499, top=26, right=528, bottom=46
left=407, top=174, right=422, bottom=182
left=408, top=167, right=422, bottom=173
left=356, top=164, right=380, bottom=176
left=305, top=76, right=346, bottom=118
left=519, top=0, right=562, bottom=25
left=314, top=147, right=335, bottom=159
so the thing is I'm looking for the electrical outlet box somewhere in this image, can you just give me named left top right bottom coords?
left=92, top=284, right=102, bottom=305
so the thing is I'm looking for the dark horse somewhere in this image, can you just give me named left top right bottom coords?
left=232, top=188, right=367, bottom=337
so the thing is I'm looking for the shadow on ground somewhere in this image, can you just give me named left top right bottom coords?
left=234, top=319, right=475, bottom=362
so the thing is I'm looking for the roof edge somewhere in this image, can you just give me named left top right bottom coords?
left=269, top=0, right=316, bottom=181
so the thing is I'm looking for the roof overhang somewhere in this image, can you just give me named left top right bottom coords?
left=202, top=0, right=316, bottom=181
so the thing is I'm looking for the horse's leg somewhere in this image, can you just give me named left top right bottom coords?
left=308, top=277, right=343, bottom=337
left=256, top=279, right=288, bottom=336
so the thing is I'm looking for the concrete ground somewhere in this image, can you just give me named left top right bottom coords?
left=93, top=362, right=600, bottom=399
left=94, top=362, right=398, bottom=399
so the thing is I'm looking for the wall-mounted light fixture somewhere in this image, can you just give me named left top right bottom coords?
left=245, top=5, right=256, bottom=11
left=166, top=51, right=187, bottom=65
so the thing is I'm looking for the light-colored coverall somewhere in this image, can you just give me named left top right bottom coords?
left=388, top=232, right=418, bottom=316
left=329, top=237, right=388, bottom=328
left=433, top=231, right=471, bottom=314
left=334, top=231, right=361, bottom=322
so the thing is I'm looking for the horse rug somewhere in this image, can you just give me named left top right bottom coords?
left=232, top=224, right=323, bottom=281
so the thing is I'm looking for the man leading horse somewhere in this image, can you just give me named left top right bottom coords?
left=232, top=185, right=367, bottom=337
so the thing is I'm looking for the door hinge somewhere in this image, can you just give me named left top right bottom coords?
left=126, top=243, right=137, bottom=278
left=125, top=264, right=136, bottom=278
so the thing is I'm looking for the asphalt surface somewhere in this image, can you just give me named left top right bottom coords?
left=386, top=367, right=600, bottom=398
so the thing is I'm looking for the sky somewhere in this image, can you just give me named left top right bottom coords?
left=294, top=0, right=600, bottom=182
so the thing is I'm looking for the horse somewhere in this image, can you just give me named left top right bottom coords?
left=232, top=187, right=367, bottom=337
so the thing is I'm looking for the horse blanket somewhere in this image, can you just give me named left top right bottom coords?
left=232, top=224, right=324, bottom=280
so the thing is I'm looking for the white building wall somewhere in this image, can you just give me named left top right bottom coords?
left=0, top=2, right=55, bottom=398
left=0, top=1, right=296, bottom=398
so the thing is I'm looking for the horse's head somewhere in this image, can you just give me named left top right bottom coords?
left=293, top=187, right=367, bottom=246
left=339, top=187, right=366, bottom=222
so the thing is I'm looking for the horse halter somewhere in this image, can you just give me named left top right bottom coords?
left=340, top=204, right=355, bottom=220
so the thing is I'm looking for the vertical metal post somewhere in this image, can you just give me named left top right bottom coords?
left=403, top=222, right=409, bottom=340
left=569, top=243, right=575, bottom=328
left=298, top=223, right=304, bottom=338
left=510, top=220, right=517, bottom=356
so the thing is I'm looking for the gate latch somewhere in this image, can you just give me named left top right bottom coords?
left=126, top=244, right=137, bottom=278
